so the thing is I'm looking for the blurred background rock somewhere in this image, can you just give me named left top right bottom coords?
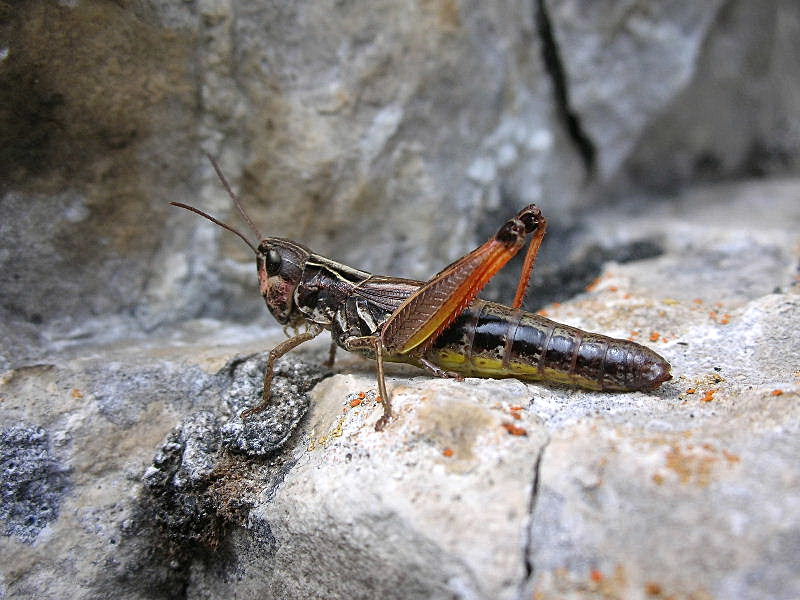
left=2, top=0, right=798, bottom=368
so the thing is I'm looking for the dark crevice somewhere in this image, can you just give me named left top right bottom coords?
left=536, top=0, right=596, bottom=174
left=518, top=439, right=548, bottom=598
left=221, top=352, right=260, bottom=380
left=527, top=237, right=665, bottom=308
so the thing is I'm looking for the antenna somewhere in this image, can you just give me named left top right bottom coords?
left=170, top=202, right=258, bottom=254
left=205, top=153, right=263, bottom=241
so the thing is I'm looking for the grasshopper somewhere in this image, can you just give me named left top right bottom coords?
left=172, top=157, right=672, bottom=430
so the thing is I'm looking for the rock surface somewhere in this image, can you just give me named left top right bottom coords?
left=2, top=178, right=799, bottom=599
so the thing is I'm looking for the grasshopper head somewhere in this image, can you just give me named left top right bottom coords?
left=171, top=156, right=318, bottom=327
left=256, top=238, right=311, bottom=325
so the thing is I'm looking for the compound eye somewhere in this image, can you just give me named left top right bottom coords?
left=266, top=249, right=282, bottom=275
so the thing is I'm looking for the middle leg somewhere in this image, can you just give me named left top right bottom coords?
left=343, top=335, right=392, bottom=430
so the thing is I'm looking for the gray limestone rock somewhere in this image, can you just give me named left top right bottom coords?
left=544, top=0, right=800, bottom=184
left=543, top=0, right=726, bottom=179
left=1, top=178, right=799, bottom=599
left=0, top=424, right=72, bottom=543
left=622, top=0, right=800, bottom=189
left=220, top=355, right=332, bottom=456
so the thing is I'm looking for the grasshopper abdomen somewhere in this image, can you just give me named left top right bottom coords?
left=427, top=300, right=670, bottom=392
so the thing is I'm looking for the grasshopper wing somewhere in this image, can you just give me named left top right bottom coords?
left=381, top=205, right=544, bottom=354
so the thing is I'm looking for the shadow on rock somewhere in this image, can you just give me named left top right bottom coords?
left=101, top=355, right=330, bottom=598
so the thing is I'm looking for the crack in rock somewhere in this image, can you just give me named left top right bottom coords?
left=517, top=436, right=549, bottom=600
left=536, top=0, right=596, bottom=174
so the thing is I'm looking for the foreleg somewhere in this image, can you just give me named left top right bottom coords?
left=241, top=324, right=324, bottom=418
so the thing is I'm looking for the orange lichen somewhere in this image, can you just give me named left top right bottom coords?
left=693, top=298, right=704, bottom=304
left=358, top=391, right=366, bottom=399
left=771, top=389, right=784, bottom=396
left=586, top=276, right=602, bottom=292
left=590, top=569, right=604, bottom=583
left=442, top=447, right=454, bottom=458
left=608, top=286, right=618, bottom=292
left=509, top=406, right=524, bottom=420
left=686, top=388, right=696, bottom=394
left=665, top=445, right=717, bottom=486
left=501, top=422, right=527, bottom=436
left=701, top=389, right=717, bottom=403
left=707, top=307, right=735, bottom=326
left=723, top=450, right=741, bottom=463
left=349, top=398, right=363, bottom=407
left=649, top=331, right=660, bottom=342
left=71, top=388, right=84, bottom=399
left=645, top=582, right=663, bottom=596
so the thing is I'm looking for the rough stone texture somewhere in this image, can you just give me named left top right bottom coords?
left=0, top=0, right=198, bottom=341
left=543, top=0, right=725, bottom=179
left=138, top=376, right=548, bottom=600
left=0, top=425, right=72, bottom=543
left=621, top=0, right=800, bottom=189
left=220, top=356, right=331, bottom=456
left=545, top=0, right=800, bottom=184
left=1, top=178, right=799, bottom=599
